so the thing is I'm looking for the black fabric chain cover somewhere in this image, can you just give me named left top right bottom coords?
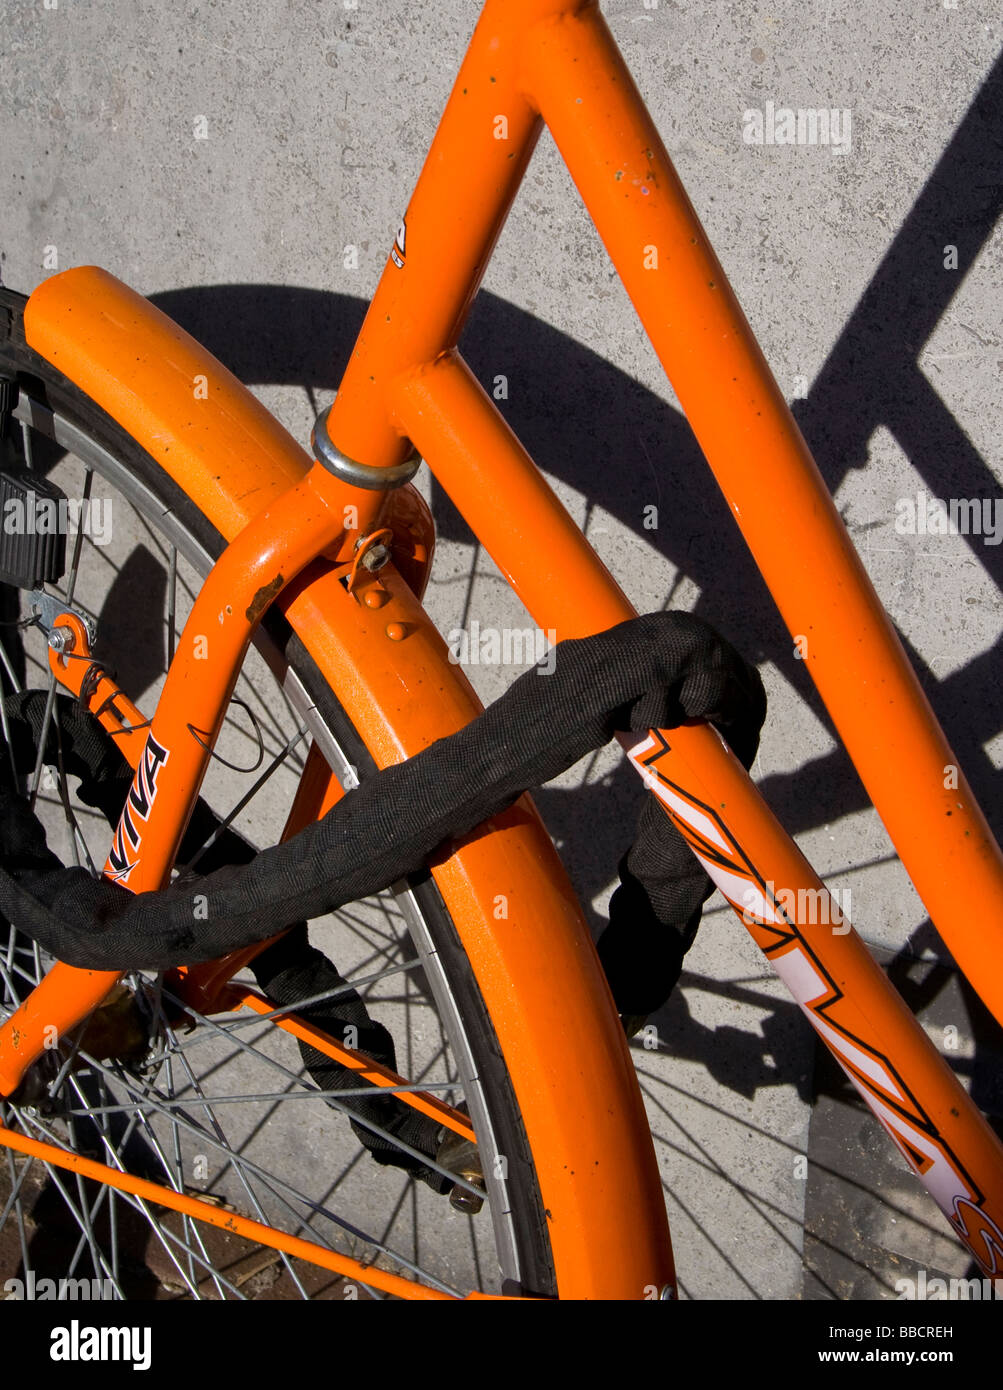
left=0, top=612, right=765, bottom=994
left=0, top=611, right=765, bottom=1190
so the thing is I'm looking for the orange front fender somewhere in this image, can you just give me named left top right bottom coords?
left=22, top=265, right=673, bottom=1299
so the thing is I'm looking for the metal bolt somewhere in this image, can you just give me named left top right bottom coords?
left=360, top=543, right=391, bottom=572
left=448, top=1182, right=485, bottom=1216
left=47, top=626, right=75, bottom=654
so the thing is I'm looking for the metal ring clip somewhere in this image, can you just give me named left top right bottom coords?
left=311, top=405, right=421, bottom=491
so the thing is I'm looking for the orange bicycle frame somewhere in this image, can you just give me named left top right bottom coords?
left=2, top=0, right=1002, bottom=1295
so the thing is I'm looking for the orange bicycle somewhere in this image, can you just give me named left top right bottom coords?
left=1, top=0, right=1001, bottom=1302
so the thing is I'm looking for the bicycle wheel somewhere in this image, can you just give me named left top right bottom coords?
left=0, top=286, right=557, bottom=1300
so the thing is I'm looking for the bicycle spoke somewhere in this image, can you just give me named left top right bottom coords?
left=97, top=1073, right=123, bottom=1292
left=153, top=1052, right=226, bottom=1299
left=162, top=1053, right=205, bottom=1297
left=0, top=947, right=23, bottom=1010
left=26, top=971, right=416, bottom=1298
left=204, top=958, right=427, bottom=1035
left=0, top=632, right=23, bottom=695
left=152, top=999, right=312, bottom=1301
left=71, top=1081, right=463, bottom=1115
left=163, top=990, right=482, bottom=1208
left=61, top=466, right=93, bottom=610
left=56, top=1074, right=239, bottom=1300
left=167, top=544, right=178, bottom=671
left=45, top=1029, right=87, bottom=1099
left=62, top=1042, right=463, bottom=1295
left=178, top=725, right=310, bottom=876
left=66, top=1110, right=108, bottom=1280
left=136, top=963, right=428, bottom=1066
left=5, top=1107, right=127, bottom=1297
left=3, top=985, right=219, bottom=1298
left=26, top=672, right=58, bottom=811
left=53, top=711, right=98, bottom=875
left=1, top=1137, right=33, bottom=1274
left=39, top=1082, right=167, bottom=1291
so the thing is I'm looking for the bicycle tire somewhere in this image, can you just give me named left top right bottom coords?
left=0, top=286, right=558, bottom=1300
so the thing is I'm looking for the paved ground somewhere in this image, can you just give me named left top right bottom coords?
left=2, top=0, right=1002, bottom=1302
